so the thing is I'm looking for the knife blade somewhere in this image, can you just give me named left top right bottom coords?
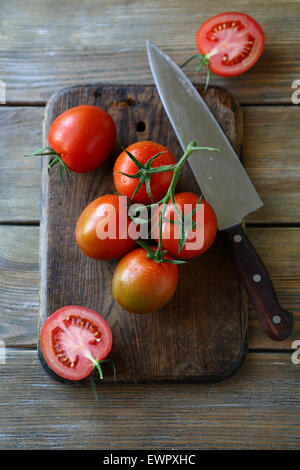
left=147, top=41, right=262, bottom=230
left=147, top=41, right=293, bottom=341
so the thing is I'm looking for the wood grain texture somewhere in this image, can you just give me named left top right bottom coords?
left=1, top=0, right=299, bottom=451
left=0, top=226, right=39, bottom=347
left=244, top=106, right=300, bottom=224
left=0, top=107, right=43, bottom=223
left=1, top=225, right=298, bottom=350
left=1, top=0, right=300, bottom=104
left=1, top=106, right=299, bottom=224
left=0, top=349, right=299, bottom=449
left=40, top=84, right=247, bottom=382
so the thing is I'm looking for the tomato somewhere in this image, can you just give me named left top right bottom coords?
left=113, top=141, right=176, bottom=204
left=153, top=192, right=217, bottom=259
left=196, top=12, right=265, bottom=77
left=112, top=247, right=179, bottom=314
left=48, top=105, right=116, bottom=172
left=40, top=306, right=112, bottom=381
left=75, top=194, right=136, bottom=260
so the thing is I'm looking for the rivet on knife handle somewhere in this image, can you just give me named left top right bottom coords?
left=225, top=224, right=293, bottom=341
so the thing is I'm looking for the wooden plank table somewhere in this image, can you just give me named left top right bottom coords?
left=0, top=0, right=299, bottom=449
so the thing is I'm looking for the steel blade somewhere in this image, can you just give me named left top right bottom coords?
left=147, top=41, right=263, bottom=230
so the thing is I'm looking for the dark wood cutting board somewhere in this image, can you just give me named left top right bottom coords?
left=39, top=84, right=247, bottom=383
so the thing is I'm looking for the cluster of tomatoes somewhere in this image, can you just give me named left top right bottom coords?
left=75, top=136, right=218, bottom=315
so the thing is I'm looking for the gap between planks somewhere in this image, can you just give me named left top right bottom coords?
left=4, top=346, right=295, bottom=355
left=0, top=101, right=298, bottom=109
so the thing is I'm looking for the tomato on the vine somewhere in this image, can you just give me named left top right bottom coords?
left=40, top=306, right=112, bottom=381
left=112, top=246, right=179, bottom=314
left=153, top=192, right=217, bottom=259
left=75, top=194, right=136, bottom=260
left=50, top=105, right=116, bottom=172
left=27, top=105, right=116, bottom=176
left=196, top=12, right=265, bottom=77
left=113, top=141, right=176, bottom=204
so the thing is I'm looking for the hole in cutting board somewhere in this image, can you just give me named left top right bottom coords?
left=136, top=121, right=146, bottom=132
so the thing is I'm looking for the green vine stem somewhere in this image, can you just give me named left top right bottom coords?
left=85, top=350, right=117, bottom=400
left=118, top=148, right=174, bottom=202
left=180, top=50, right=217, bottom=92
left=132, top=141, right=220, bottom=263
left=25, top=146, right=73, bottom=183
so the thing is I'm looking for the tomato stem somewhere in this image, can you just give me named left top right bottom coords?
left=85, top=350, right=117, bottom=400
left=25, top=146, right=74, bottom=184
left=181, top=52, right=216, bottom=92
left=134, top=141, right=219, bottom=263
left=118, top=149, right=169, bottom=203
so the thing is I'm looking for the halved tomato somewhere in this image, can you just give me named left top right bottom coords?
left=40, top=306, right=113, bottom=381
left=196, top=12, right=265, bottom=76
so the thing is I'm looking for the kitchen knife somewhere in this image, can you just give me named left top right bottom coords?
left=147, top=41, right=293, bottom=341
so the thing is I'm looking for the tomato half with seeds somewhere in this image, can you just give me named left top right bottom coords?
left=153, top=192, right=217, bottom=259
left=112, top=247, right=179, bottom=314
left=197, top=12, right=265, bottom=76
left=113, top=141, right=176, bottom=204
left=75, top=194, right=136, bottom=260
left=40, top=306, right=113, bottom=381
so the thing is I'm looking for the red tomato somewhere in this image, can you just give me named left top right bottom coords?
left=112, top=247, right=178, bottom=314
left=75, top=194, right=136, bottom=260
left=48, top=105, right=116, bottom=172
left=113, top=141, right=176, bottom=204
left=153, top=192, right=217, bottom=259
left=40, top=306, right=112, bottom=381
left=197, top=12, right=265, bottom=77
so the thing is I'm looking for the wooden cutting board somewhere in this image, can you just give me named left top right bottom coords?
left=39, top=84, right=247, bottom=383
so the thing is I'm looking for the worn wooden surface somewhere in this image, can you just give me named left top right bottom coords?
left=1, top=0, right=299, bottom=449
left=1, top=225, right=299, bottom=350
left=0, top=350, right=299, bottom=449
left=1, top=0, right=300, bottom=105
left=2, top=106, right=300, bottom=224
left=40, top=85, right=246, bottom=382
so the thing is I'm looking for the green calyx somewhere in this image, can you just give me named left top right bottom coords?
left=25, top=146, right=73, bottom=184
left=136, top=239, right=186, bottom=265
left=132, top=141, right=220, bottom=263
left=118, top=148, right=175, bottom=203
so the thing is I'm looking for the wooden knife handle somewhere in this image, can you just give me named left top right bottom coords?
left=225, top=224, right=293, bottom=341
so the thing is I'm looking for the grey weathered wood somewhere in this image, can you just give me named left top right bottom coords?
left=0, top=226, right=39, bottom=347
left=0, top=107, right=43, bottom=223
left=1, top=106, right=299, bottom=223
left=1, top=0, right=300, bottom=104
left=1, top=0, right=299, bottom=451
left=245, top=106, right=300, bottom=224
left=0, top=350, right=299, bottom=449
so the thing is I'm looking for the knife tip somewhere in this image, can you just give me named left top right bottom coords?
left=146, top=40, right=153, bottom=50
left=146, top=40, right=159, bottom=52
